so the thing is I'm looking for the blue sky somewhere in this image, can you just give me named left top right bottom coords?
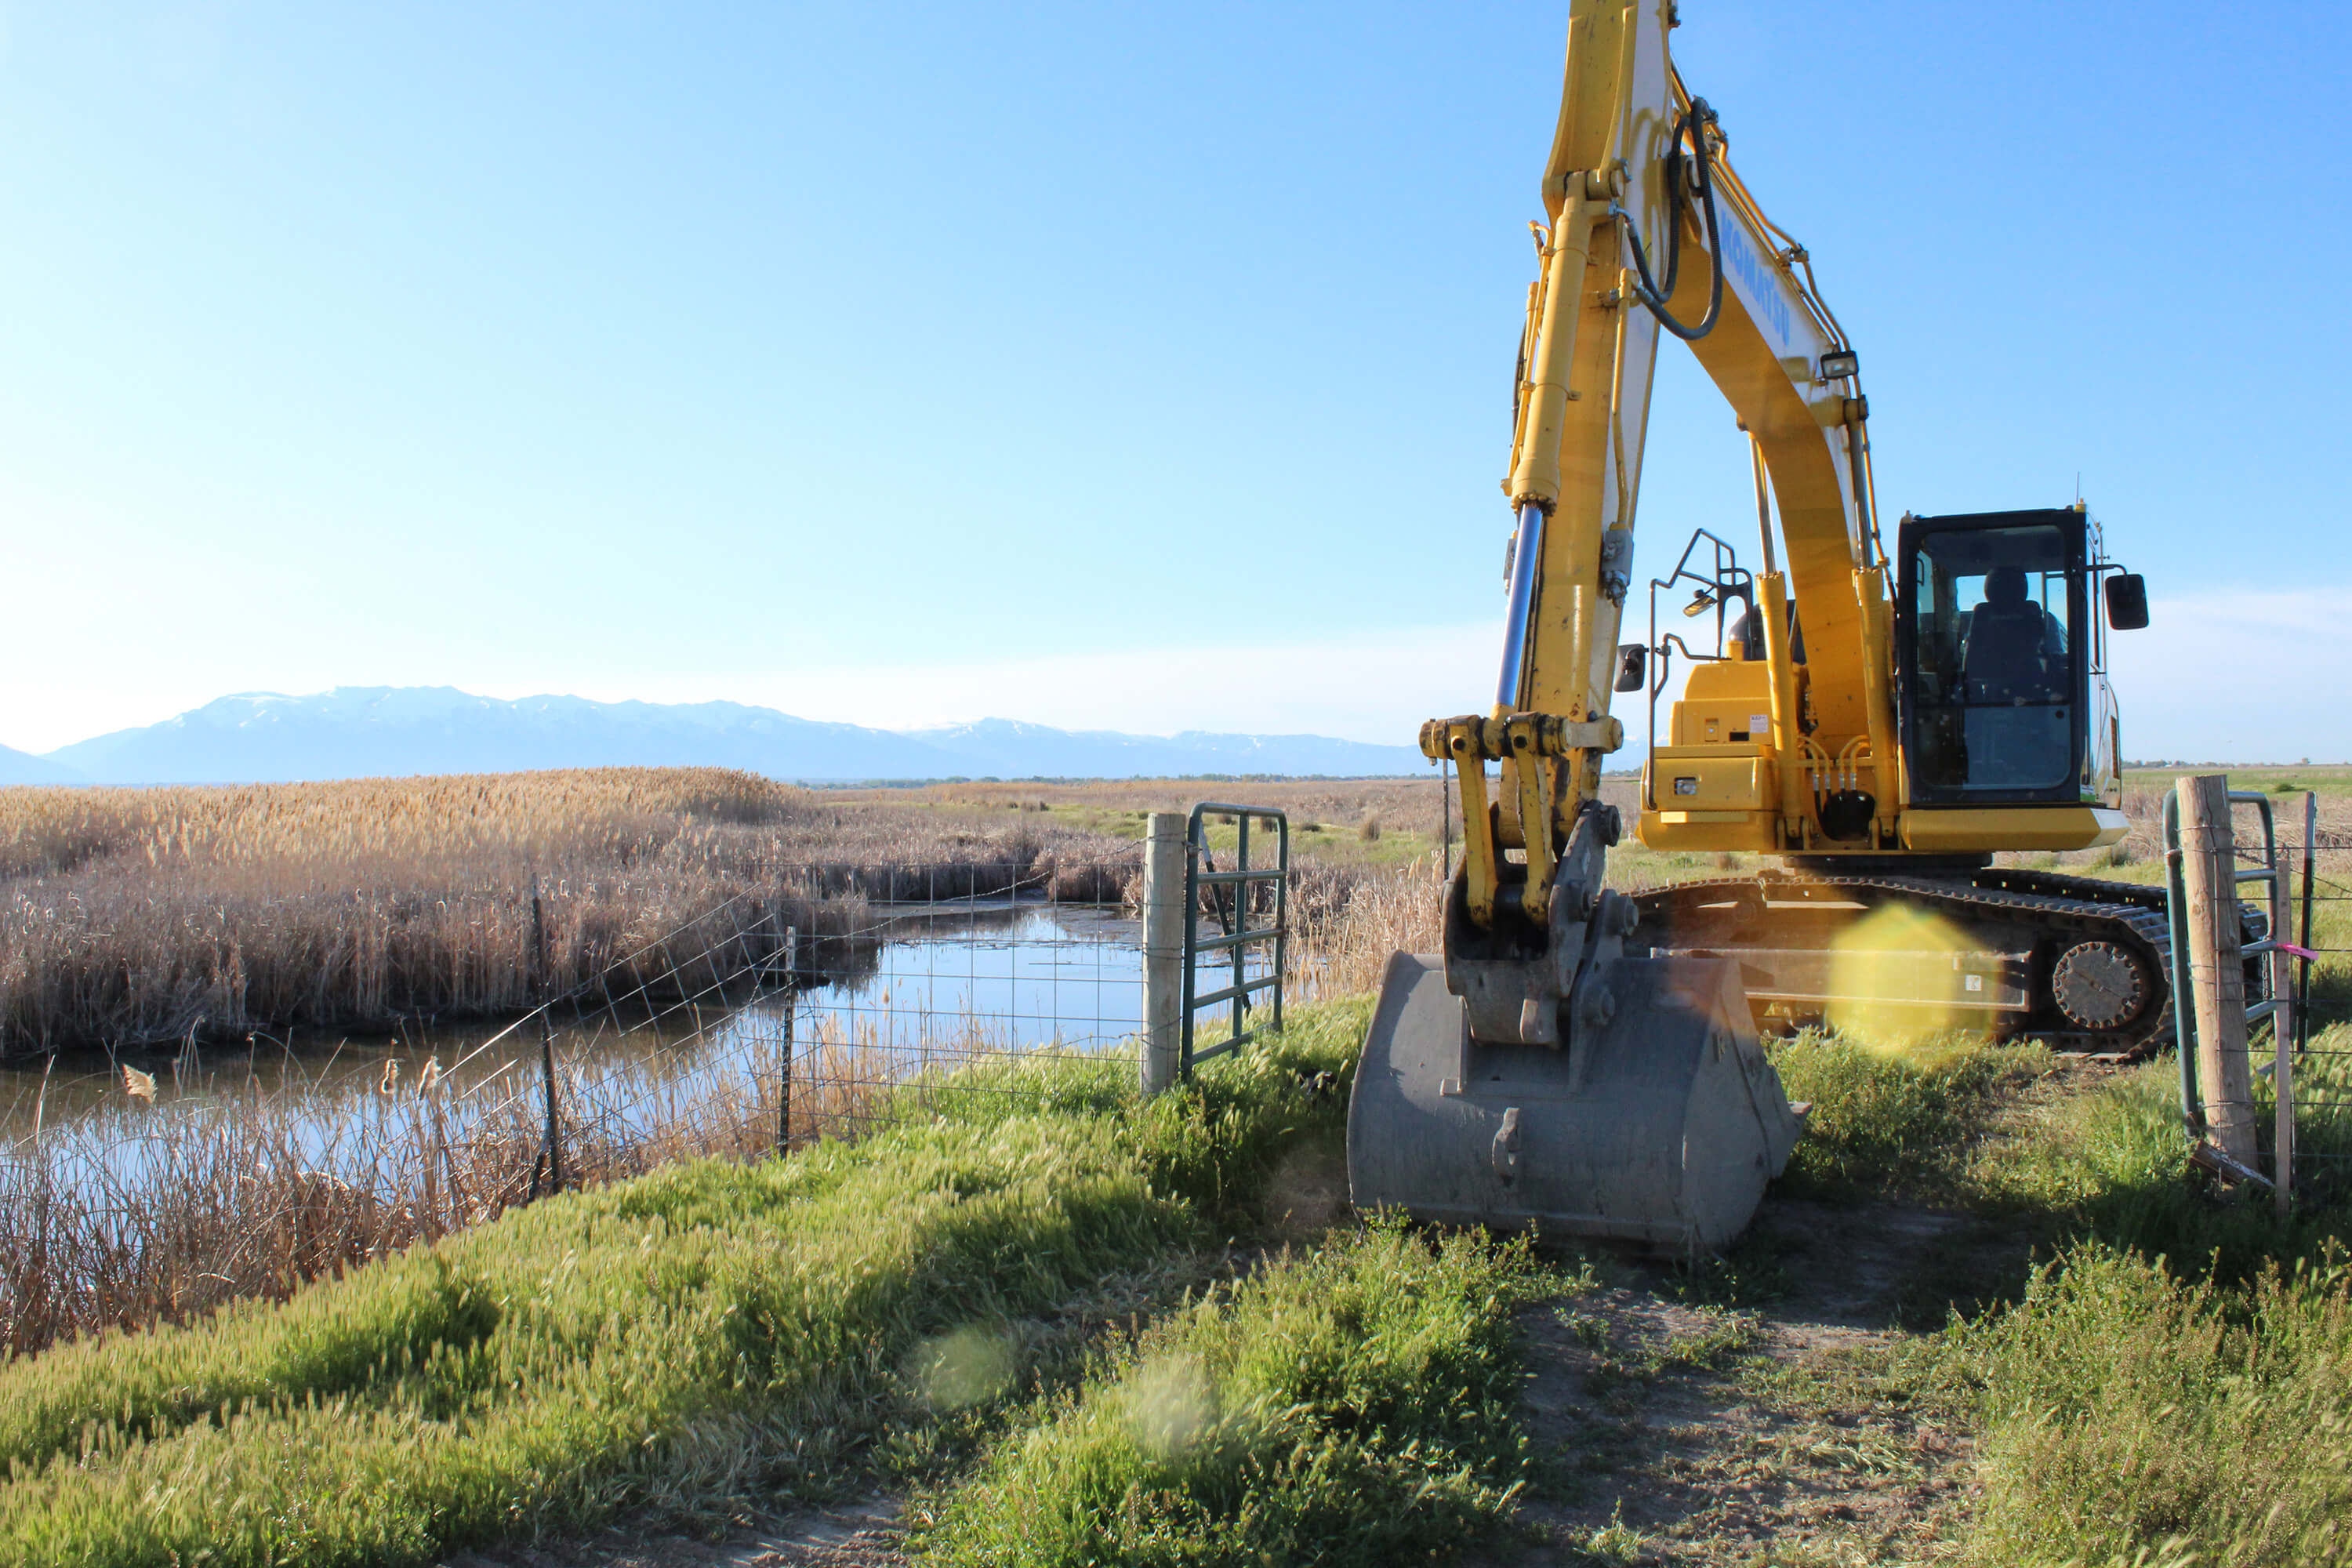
left=5, top=2, right=2348, bottom=760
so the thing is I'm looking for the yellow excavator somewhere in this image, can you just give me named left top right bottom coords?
left=1348, top=0, right=2156, bottom=1250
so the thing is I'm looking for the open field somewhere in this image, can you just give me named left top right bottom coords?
left=822, top=776, right=1458, bottom=870
left=21, top=761, right=2327, bottom=1060
left=8, top=766, right=2352, bottom=1564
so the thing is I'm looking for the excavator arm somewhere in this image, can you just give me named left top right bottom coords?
left=1349, top=0, right=1823, bottom=1252
left=1441, top=0, right=1895, bottom=953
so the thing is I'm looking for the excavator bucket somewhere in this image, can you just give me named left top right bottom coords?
left=1348, top=950, right=1802, bottom=1254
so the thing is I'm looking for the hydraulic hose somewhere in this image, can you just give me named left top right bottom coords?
left=1614, top=99, right=1724, bottom=342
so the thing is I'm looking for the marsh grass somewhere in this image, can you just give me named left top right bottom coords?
left=0, top=768, right=1468, bottom=1060
left=0, top=769, right=1143, bottom=1056
left=1286, top=854, right=1446, bottom=1000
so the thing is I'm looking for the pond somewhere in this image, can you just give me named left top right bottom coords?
left=0, top=900, right=1148, bottom=1160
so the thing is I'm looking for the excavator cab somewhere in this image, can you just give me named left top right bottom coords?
left=1897, top=507, right=2138, bottom=808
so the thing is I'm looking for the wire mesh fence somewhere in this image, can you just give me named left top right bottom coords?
left=339, top=862, right=1161, bottom=1190
left=0, top=858, right=1159, bottom=1355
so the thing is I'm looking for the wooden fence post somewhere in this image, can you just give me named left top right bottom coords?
left=2178, top=775, right=2258, bottom=1169
left=1141, top=813, right=1186, bottom=1097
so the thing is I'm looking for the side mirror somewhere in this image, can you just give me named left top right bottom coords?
left=1613, top=643, right=1649, bottom=693
left=2106, top=572, right=2149, bottom=630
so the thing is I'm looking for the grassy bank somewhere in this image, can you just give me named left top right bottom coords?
left=917, top=1219, right=1546, bottom=1567
left=13, top=982, right=2352, bottom=1566
left=0, top=1000, right=1369, bottom=1566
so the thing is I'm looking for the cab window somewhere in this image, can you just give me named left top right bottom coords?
left=1909, top=524, right=2076, bottom=793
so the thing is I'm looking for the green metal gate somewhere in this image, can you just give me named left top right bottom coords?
left=1181, top=803, right=1288, bottom=1075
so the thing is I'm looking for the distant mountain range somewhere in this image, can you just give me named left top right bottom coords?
left=0, top=743, right=78, bottom=786
left=9, top=688, right=1426, bottom=785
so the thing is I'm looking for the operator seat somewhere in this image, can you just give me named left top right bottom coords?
left=1962, top=566, right=2056, bottom=701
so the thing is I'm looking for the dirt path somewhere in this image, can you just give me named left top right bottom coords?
left=440, top=1497, right=906, bottom=1568
left=1488, top=1193, right=2017, bottom=1567
left=459, top=1198, right=1994, bottom=1568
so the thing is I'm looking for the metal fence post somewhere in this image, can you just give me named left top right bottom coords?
left=2272, top=866, right=2294, bottom=1214
left=2299, top=789, right=2318, bottom=1051
left=1141, top=812, right=1185, bottom=1097
left=531, top=874, right=564, bottom=1196
left=2179, top=775, right=2258, bottom=1169
left=1229, top=811, right=1250, bottom=1052
left=777, top=925, right=797, bottom=1155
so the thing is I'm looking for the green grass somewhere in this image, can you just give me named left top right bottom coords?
left=1765, top=1029, right=2053, bottom=1203
left=1949, top=1244, right=2352, bottom=1567
left=1800, top=1021, right=2352, bottom=1566
left=914, top=1219, right=1548, bottom=1567
left=0, top=1001, right=1372, bottom=1568
left=2123, top=764, right=2352, bottom=799
left=1737, top=1010, right=2352, bottom=1566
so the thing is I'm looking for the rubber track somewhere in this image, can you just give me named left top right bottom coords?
left=1631, top=867, right=2267, bottom=1058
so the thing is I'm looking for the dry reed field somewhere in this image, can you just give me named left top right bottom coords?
left=0, top=768, right=1142, bottom=1058
left=831, top=774, right=1459, bottom=867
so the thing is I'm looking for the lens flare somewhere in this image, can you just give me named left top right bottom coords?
left=1123, top=1352, right=1214, bottom=1457
left=1822, top=902, right=1991, bottom=1050
left=911, top=1323, right=1015, bottom=1412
